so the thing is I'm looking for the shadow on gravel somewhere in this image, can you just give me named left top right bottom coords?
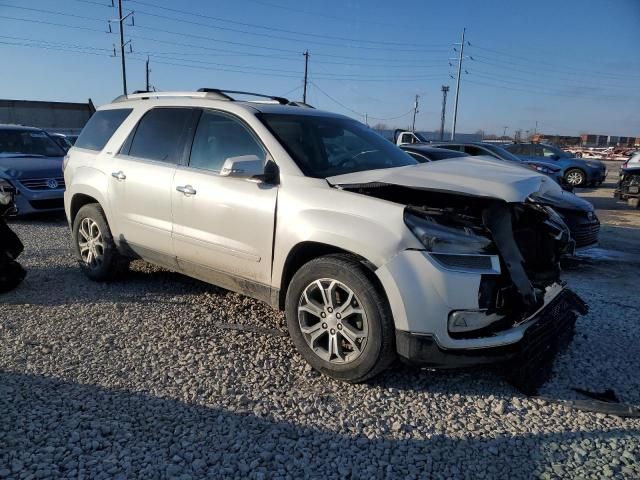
left=2, top=371, right=638, bottom=478
left=1, top=264, right=224, bottom=306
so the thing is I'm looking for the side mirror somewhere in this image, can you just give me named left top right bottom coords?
left=219, top=156, right=280, bottom=184
left=220, top=155, right=264, bottom=179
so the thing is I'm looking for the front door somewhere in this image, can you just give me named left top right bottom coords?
left=171, top=109, right=278, bottom=288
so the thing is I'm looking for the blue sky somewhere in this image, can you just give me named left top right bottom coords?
left=1, top=0, right=639, bottom=136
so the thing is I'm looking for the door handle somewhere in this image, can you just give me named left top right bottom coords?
left=176, top=185, right=197, bottom=196
left=111, top=171, right=126, bottom=180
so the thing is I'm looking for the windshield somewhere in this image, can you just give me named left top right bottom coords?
left=0, top=129, right=66, bottom=157
left=414, top=132, right=429, bottom=142
left=259, top=113, right=417, bottom=178
left=481, top=143, right=523, bottom=162
left=543, top=144, right=571, bottom=158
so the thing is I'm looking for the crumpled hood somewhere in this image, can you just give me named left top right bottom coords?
left=0, top=155, right=64, bottom=180
left=327, top=156, right=562, bottom=203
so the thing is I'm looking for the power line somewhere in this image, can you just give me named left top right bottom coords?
left=127, top=0, right=447, bottom=48
left=0, top=15, right=107, bottom=33
left=0, top=3, right=106, bottom=22
left=471, top=44, right=640, bottom=80
left=310, top=82, right=414, bottom=121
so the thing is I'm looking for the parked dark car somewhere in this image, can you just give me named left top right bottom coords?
left=615, top=153, right=640, bottom=208
left=400, top=144, right=467, bottom=161
left=503, top=143, right=607, bottom=188
left=431, top=142, right=567, bottom=188
left=404, top=143, right=600, bottom=250
left=0, top=124, right=66, bottom=216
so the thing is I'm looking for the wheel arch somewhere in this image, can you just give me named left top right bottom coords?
left=277, top=241, right=382, bottom=311
left=70, top=193, right=102, bottom=226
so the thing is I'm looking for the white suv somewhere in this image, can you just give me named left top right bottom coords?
left=64, top=89, right=587, bottom=387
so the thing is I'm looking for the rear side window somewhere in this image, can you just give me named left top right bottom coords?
left=75, top=109, right=132, bottom=151
left=127, top=108, right=194, bottom=164
left=463, top=145, right=485, bottom=156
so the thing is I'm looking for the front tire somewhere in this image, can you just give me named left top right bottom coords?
left=72, top=204, right=127, bottom=281
left=285, top=254, right=396, bottom=382
left=565, top=168, right=586, bottom=187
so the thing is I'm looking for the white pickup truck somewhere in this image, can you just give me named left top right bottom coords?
left=393, top=129, right=430, bottom=146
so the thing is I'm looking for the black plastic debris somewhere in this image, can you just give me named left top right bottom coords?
left=0, top=211, right=26, bottom=293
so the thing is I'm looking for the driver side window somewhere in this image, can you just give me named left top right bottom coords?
left=189, top=111, right=266, bottom=173
left=542, top=147, right=557, bottom=158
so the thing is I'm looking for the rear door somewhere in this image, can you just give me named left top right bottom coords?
left=171, top=109, right=278, bottom=287
left=108, top=107, right=197, bottom=266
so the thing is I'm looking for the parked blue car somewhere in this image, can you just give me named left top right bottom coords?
left=503, top=143, right=607, bottom=188
left=0, top=124, right=66, bottom=216
left=432, top=142, right=567, bottom=188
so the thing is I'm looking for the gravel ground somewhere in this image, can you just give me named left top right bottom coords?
left=1, top=172, right=639, bottom=479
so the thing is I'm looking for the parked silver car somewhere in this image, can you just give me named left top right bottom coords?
left=64, top=89, right=587, bottom=386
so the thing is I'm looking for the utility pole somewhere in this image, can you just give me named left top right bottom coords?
left=439, top=85, right=449, bottom=141
left=503, top=126, right=509, bottom=138
left=411, top=95, right=419, bottom=132
left=534, top=120, right=538, bottom=135
left=117, top=0, right=128, bottom=95
left=450, top=27, right=466, bottom=141
left=302, top=50, right=309, bottom=103
left=365, top=113, right=368, bottom=126
left=145, top=56, right=150, bottom=91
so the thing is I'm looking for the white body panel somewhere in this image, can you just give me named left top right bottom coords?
left=64, top=92, right=567, bottom=354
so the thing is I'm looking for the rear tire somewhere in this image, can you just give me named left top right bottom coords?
left=564, top=168, right=586, bottom=187
left=72, top=204, right=128, bottom=281
left=285, top=254, right=396, bottom=383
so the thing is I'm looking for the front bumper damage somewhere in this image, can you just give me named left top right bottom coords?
left=396, top=287, right=588, bottom=394
left=360, top=184, right=589, bottom=392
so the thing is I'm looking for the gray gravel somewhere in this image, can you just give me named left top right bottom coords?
left=1, top=214, right=639, bottom=479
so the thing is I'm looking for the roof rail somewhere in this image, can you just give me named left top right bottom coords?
left=197, top=88, right=289, bottom=105
left=112, top=90, right=231, bottom=103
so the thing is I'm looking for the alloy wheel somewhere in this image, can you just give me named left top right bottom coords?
left=297, top=278, right=369, bottom=364
left=566, top=171, right=584, bottom=186
left=77, top=217, right=104, bottom=269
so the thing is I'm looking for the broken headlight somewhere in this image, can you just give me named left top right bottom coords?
left=404, top=211, right=500, bottom=273
left=404, top=212, right=492, bottom=254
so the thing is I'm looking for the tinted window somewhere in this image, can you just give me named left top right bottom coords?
left=438, top=144, right=463, bottom=152
left=480, top=144, right=518, bottom=162
left=401, top=133, right=415, bottom=144
left=0, top=129, right=66, bottom=157
left=189, top=111, right=265, bottom=173
left=75, top=109, right=132, bottom=151
left=407, top=151, right=431, bottom=163
left=463, top=145, right=486, bottom=156
left=427, top=149, right=466, bottom=160
left=128, top=108, right=193, bottom=164
left=532, top=144, right=544, bottom=157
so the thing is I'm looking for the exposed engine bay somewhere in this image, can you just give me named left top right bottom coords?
left=339, top=183, right=574, bottom=326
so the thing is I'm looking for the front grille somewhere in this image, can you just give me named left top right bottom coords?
left=18, top=177, right=65, bottom=191
left=28, top=198, right=64, bottom=210
left=572, top=222, right=600, bottom=248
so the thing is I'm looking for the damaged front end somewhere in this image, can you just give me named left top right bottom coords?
left=340, top=182, right=588, bottom=393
